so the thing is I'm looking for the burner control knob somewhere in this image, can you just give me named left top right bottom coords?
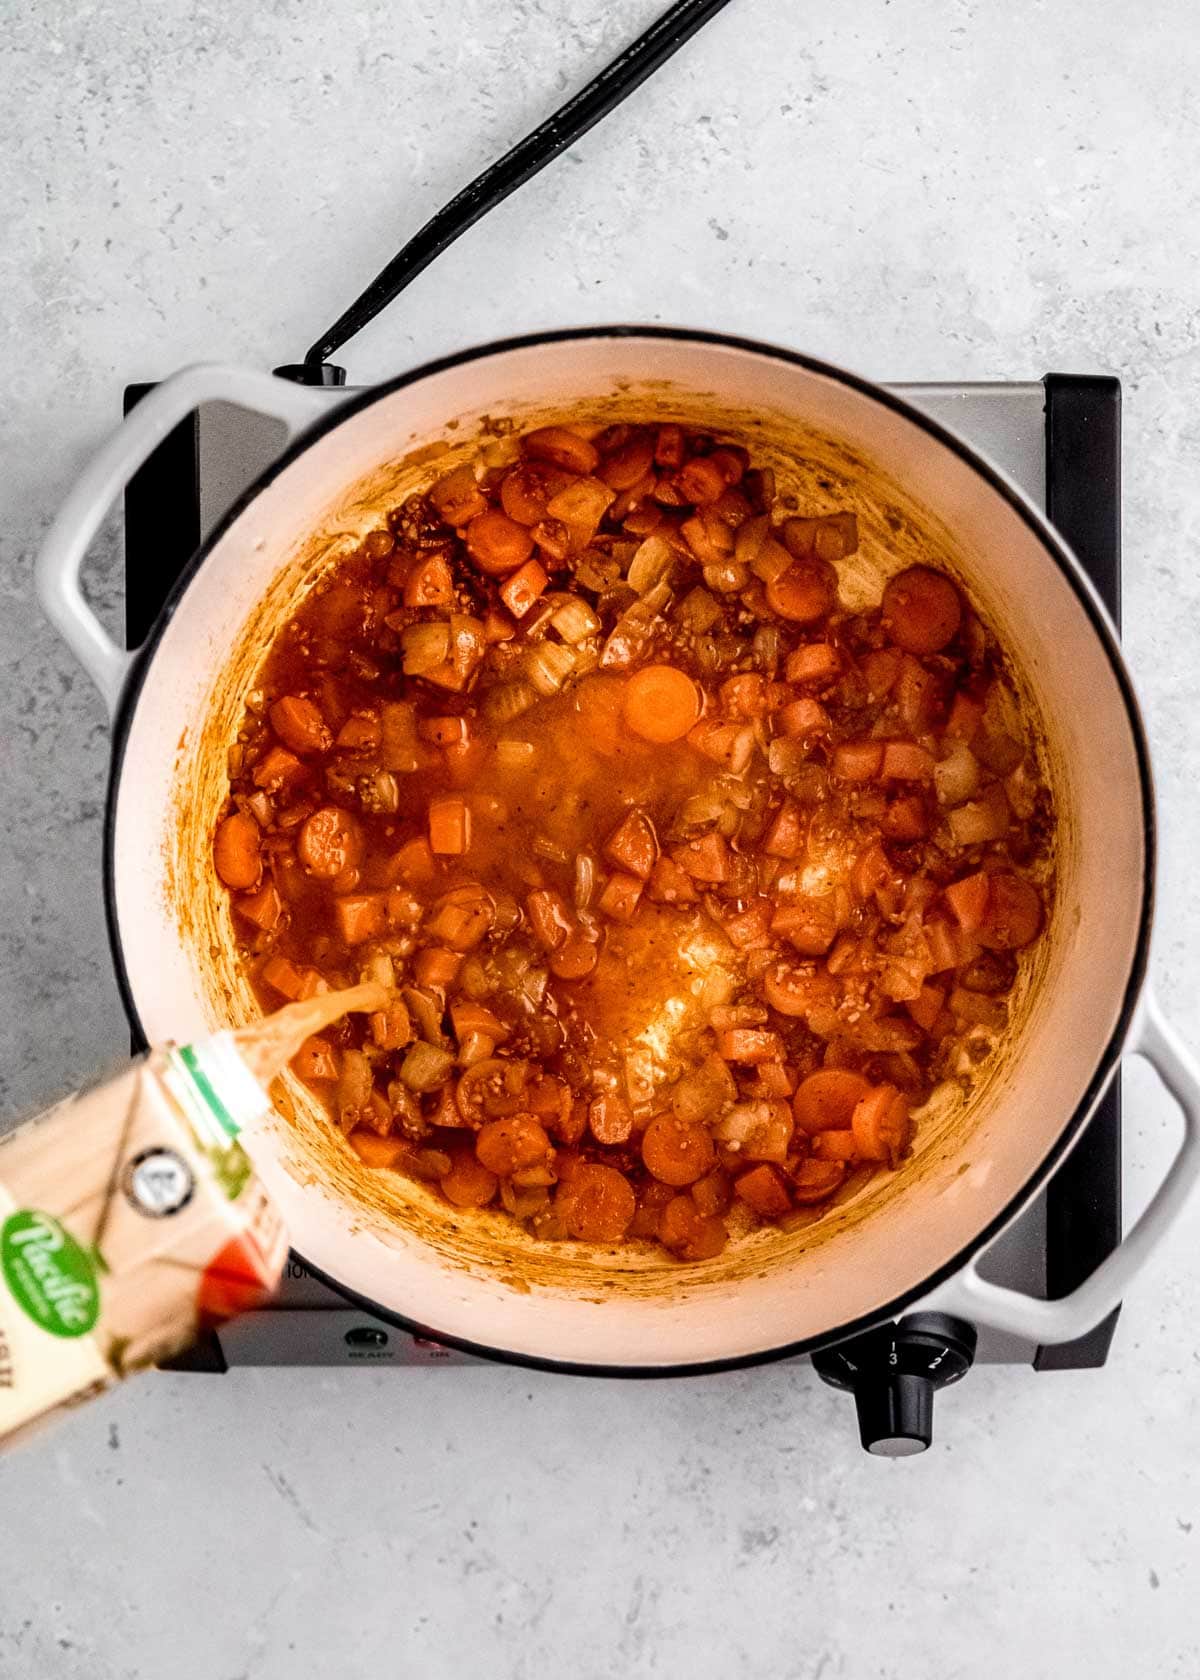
left=811, top=1313, right=977, bottom=1456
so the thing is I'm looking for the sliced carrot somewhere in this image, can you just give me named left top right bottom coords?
left=677, top=456, right=727, bottom=505
left=790, top=1158, right=847, bottom=1204
left=599, top=432, right=657, bottom=491
left=978, top=873, right=1043, bottom=950
left=715, top=1028, right=785, bottom=1064
left=944, top=871, right=992, bottom=933
left=907, top=983, right=946, bottom=1033
left=526, top=887, right=573, bottom=952
left=793, top=1069, right=873, bottom=1134
left=428, top=795, right=471, bottom=856
left=882, top=566, right=962, bottom=654
left=404, top=553, right=454, bottom=608
left=522, top=426, right=599, bottom=475
left=851, top=1084, right=911, bottom=1163
left=691, top=1168, right=733, bottom=1217
left=450, top=1000, right=508, bottom=1041
left=500, top=462, right=565, bottom=524
left=269, top=695, right=331, bottom=756
left=658, top=1196, right=728, bottom=1260
left=596, top=871, right=644, bottom=922
left=293, top=1035, right=339, bottom=1082
left=440, top=1146, right=498, bottom=1209
left=465, top=510, right=534, bottom=576
left=734, top=1163, right=791, bottom=1219
left=498, top=558, right=549, bottom=619
left=654, top=424, right=685, bottom=467
left=214, top=811, right=262, bottom=890
left=720, top=673, right=768, bottom=718
left=556, top=1162, right=636, bottom=1241
left=863, top=646, right=903, bottom=698
left=475, top=1115, right=553, bottom=1176
left=623, top=664, right=702, bottom=743
left=588, top=1092, right=634, bottom=1145
left=603, top=808, right=658, bottom=879
left=298, top=806, right=364, bottom=879
left=549, top=932, right=599, bottom=980
left=812, top=1130, right=860, bottom=1162
left=642, top=1115, right=716, bottom=1187
left=350, top=1130, right=409, bottom=1170
left=765, top=556, right=838, bottom=623
left=334, top=893, right=386, bottom=945
left=771, top=899, right=837, bottom=957
left=832, top=740, right=884, bottom=782
left=429, top=463, right=487, bottom=527
left=234, top=880, right=282, bottom=931
left=762, top=963, right=837, bottom=1018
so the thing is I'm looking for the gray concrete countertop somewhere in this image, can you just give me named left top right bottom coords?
left=3, top=2, right=1200, bottom=1675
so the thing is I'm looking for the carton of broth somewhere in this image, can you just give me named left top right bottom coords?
left=0, top=982, right=385, bottom=1448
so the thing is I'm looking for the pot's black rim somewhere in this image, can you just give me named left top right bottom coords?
left=102, top=324, right=1155, bottom=1377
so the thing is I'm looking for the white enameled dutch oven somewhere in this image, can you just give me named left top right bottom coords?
left=36, top=329, right=1200, bottom=1374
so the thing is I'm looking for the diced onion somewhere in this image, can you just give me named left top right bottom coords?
left=934, top=741, right=980, bottom=807
left=527, top=641, right=578, bottom=696
left=550, top=597, right=601, bottom=644
left=496, top=738, right=536, bottom=769
left=483, top=682, right=538, bottom=725
left=401, top=622, right=451, bottom=676
left=400, top=1042, right=455, bottom=1091
left=627, top=534, right=674, bottom=595
left=574, top=852, right=597, bottom=912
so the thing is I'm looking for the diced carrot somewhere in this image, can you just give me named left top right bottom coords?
left=334, top=893, right=387, bottom=945
left=235, top=880, right=283, bottom=931
left=832, top=740, right=884, bottom=782
left=450, top=1000, right=508, bottom=1041
left=894, top=656, right=944, bottom=734
left=658, top=1196, right=728, bottom=1260
left=978, top=872, right=1043, bottom=950
left=770, top=899, right=837, bottom=957
left=735, top=1164, right=791, bottom=1219
left=777, top=697, right=829, bottom=738
left=483, top=605, right=516, bottom=644
left=720, top=673, right=768, bottom=718
left=944, top=871, right=992, bottom=933
left=252, top=746, right=307, bottom=792
left=785, top=643, right=841, bottom=687
left=793, top=1069, right=873, bottom=1134
left=812, top=1130, right=860, bottom=1162
left=442, top=737, right=489, bottom=789
left=949, top=987, right=1008, bottom=1028
left=465, top=510, right=534, bottom=576
left=499, top=557, right=549, bottom=618
left=883, top=793, right=929, bottom=841
left=428, top=795, right=470, bottom=855
left=687, top=720, right=754, bottom=772
left=691, top=1168, right=733, bottom=1217
left=424, top=883, right=493, bottom=950
left=556, top=1163, right=636, bottom=1241
left=882, top=740, right=936, bottom=782
left=678, top=456, right=727, bottom=505
left=673, top=831, right=728, bottom=883
left=526, top=887, right=574, bottom=951
left=604, top=808, right=658, bottom=879
left=946, top=690, right=985, bottom=742
left=790, top=1158, right=847, bottom=1204
left=752, top=1061, right=795, bottom=1098
left=295, top=968, right=329, bottom=1001
left=642, top=1115, right=716, bottom=1186
left=414, top=946, right=462, bottom=989
left=623, top=665, right=702, bottom=743
left=429, top=463, right=488, bottom=527
left=269, top=695, right=331, bottom=756
left=645, top=855, right=700, bottom=904
left=370, top=1002, right=413, bottom=1052
left=923, top=917, right=962, bottom=973
left=762, top=799, right=806, bottom=859
left=851, top=1084, right=911, bottom=1164
left=715, top=1028, right=784, bottom=1064
left=882, top=566, right=962, bottom=654
left=214, top=811, right=262, bottom=890
left=389, top=835, right=438, bottom=889
left=597, top=871, right=644, bottom=922
left=292, top=1035, right=339, bottom=1082
left=724, top=900, right=773, bottom=950
left=523, top=426, right=600, bottom=475
left=404, top=553, right=453, bottom=608
left=907, top=983, right=946, bottom=1032
left=261, top=954, right=306, bottom=1001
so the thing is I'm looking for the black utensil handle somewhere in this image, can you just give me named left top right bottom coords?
left=300, top=0, right=734, bottom=371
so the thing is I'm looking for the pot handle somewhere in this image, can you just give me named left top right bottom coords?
left=923, top=989, right=1200, bottom=1343
left=36, top=364, right=331, bottom=719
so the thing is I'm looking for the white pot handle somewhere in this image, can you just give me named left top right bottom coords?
left=923, top=987, right=1200, bottom=1343
left=36, top=364, right=331, bottom=720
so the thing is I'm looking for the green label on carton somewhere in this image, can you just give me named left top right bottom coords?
left=1, top=1211, right=100, bottom=1339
